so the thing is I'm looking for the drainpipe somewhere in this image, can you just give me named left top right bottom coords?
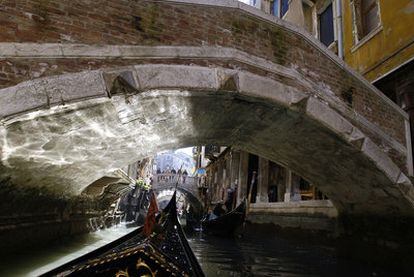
left=336, top=0, right=344, bottom=59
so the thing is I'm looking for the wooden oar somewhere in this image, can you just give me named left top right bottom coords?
left=245, top=171, right=257, bottom=218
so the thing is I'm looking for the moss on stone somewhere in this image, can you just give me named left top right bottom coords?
left=32, top=0, right=51, bottom=27
left=0, top=178, right=102, bottom=216
left=231, top=15, right=259, bottom=44
left=268, top=27, right=289, bottom=66
left=137, top=4, right=162, bottom=43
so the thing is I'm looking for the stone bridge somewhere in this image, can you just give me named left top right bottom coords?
left=152, top=173, right=203, bottom=211
left=0, top=0, right=413, bottom=220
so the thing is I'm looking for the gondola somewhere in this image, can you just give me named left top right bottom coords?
left=41, top=191, right=205, bottom=277
left=201, top=199, right=247, bottom=237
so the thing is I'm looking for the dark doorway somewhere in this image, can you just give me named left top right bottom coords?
left=247, top=154, right=259, bottom=203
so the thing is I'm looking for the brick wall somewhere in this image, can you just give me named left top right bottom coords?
left=0, top=0, right=408, bottom=158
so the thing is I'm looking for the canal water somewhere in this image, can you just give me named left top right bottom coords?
left=188, top=233, right=401, bottom=277
left=0, top=224, right=406, bottom=276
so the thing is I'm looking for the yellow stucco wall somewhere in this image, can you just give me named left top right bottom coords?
left=343, top=0, right=414, bottom=82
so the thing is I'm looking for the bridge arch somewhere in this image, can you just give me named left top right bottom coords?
left=0, top=0, right=413, bottom=219
left=0, top=63, right=413, bottom=218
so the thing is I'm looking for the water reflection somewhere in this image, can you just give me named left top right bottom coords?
left=188, top=233, right=399, bottom=277
left=0, top=224, right=136, bottom=277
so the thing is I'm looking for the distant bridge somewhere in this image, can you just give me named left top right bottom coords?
left=152, top=173, right=203, bottom=212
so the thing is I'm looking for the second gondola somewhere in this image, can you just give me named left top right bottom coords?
left=201, top=199, right=246, bottom=237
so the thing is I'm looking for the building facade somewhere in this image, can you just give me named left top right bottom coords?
left=341, top=0, right=414, bottom=82
left=203, top=147, right=337, bottom=230
left=205, top=147, right=327, bottom=205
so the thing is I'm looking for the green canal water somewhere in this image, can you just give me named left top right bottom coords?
left=0, top=224, right=408, bottom=276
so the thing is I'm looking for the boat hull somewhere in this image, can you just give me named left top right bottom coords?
left=201, top=200, right=246, bottom=237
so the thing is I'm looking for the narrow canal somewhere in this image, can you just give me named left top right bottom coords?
left=1, top=223, right=405, bottom=277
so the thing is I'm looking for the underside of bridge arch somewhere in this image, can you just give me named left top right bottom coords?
left=0, top=63, right=413, bottom=218
left=155, top=188, right=203, bottom=215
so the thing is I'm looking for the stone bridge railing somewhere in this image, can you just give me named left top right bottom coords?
left=152, top=173, right=199, bottom=197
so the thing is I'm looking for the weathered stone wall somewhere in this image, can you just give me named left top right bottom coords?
left=248, top=200, right=338, bottom=231
left=0, top=0, right=408, bottom=153
left=247, top=212, right=337, bottom=232
left=0, top=179, right=106, bottom=250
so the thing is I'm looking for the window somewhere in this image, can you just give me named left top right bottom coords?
left=352, top=0, right=380, bottom=42
left=319, top=3, right=334, bottom=47
left=270, top=0, right=288, bottom=18
left=281, top=0, right=289, bottom=17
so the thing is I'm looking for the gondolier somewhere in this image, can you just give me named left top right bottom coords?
left=201, top=199, right=247, bottom=237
